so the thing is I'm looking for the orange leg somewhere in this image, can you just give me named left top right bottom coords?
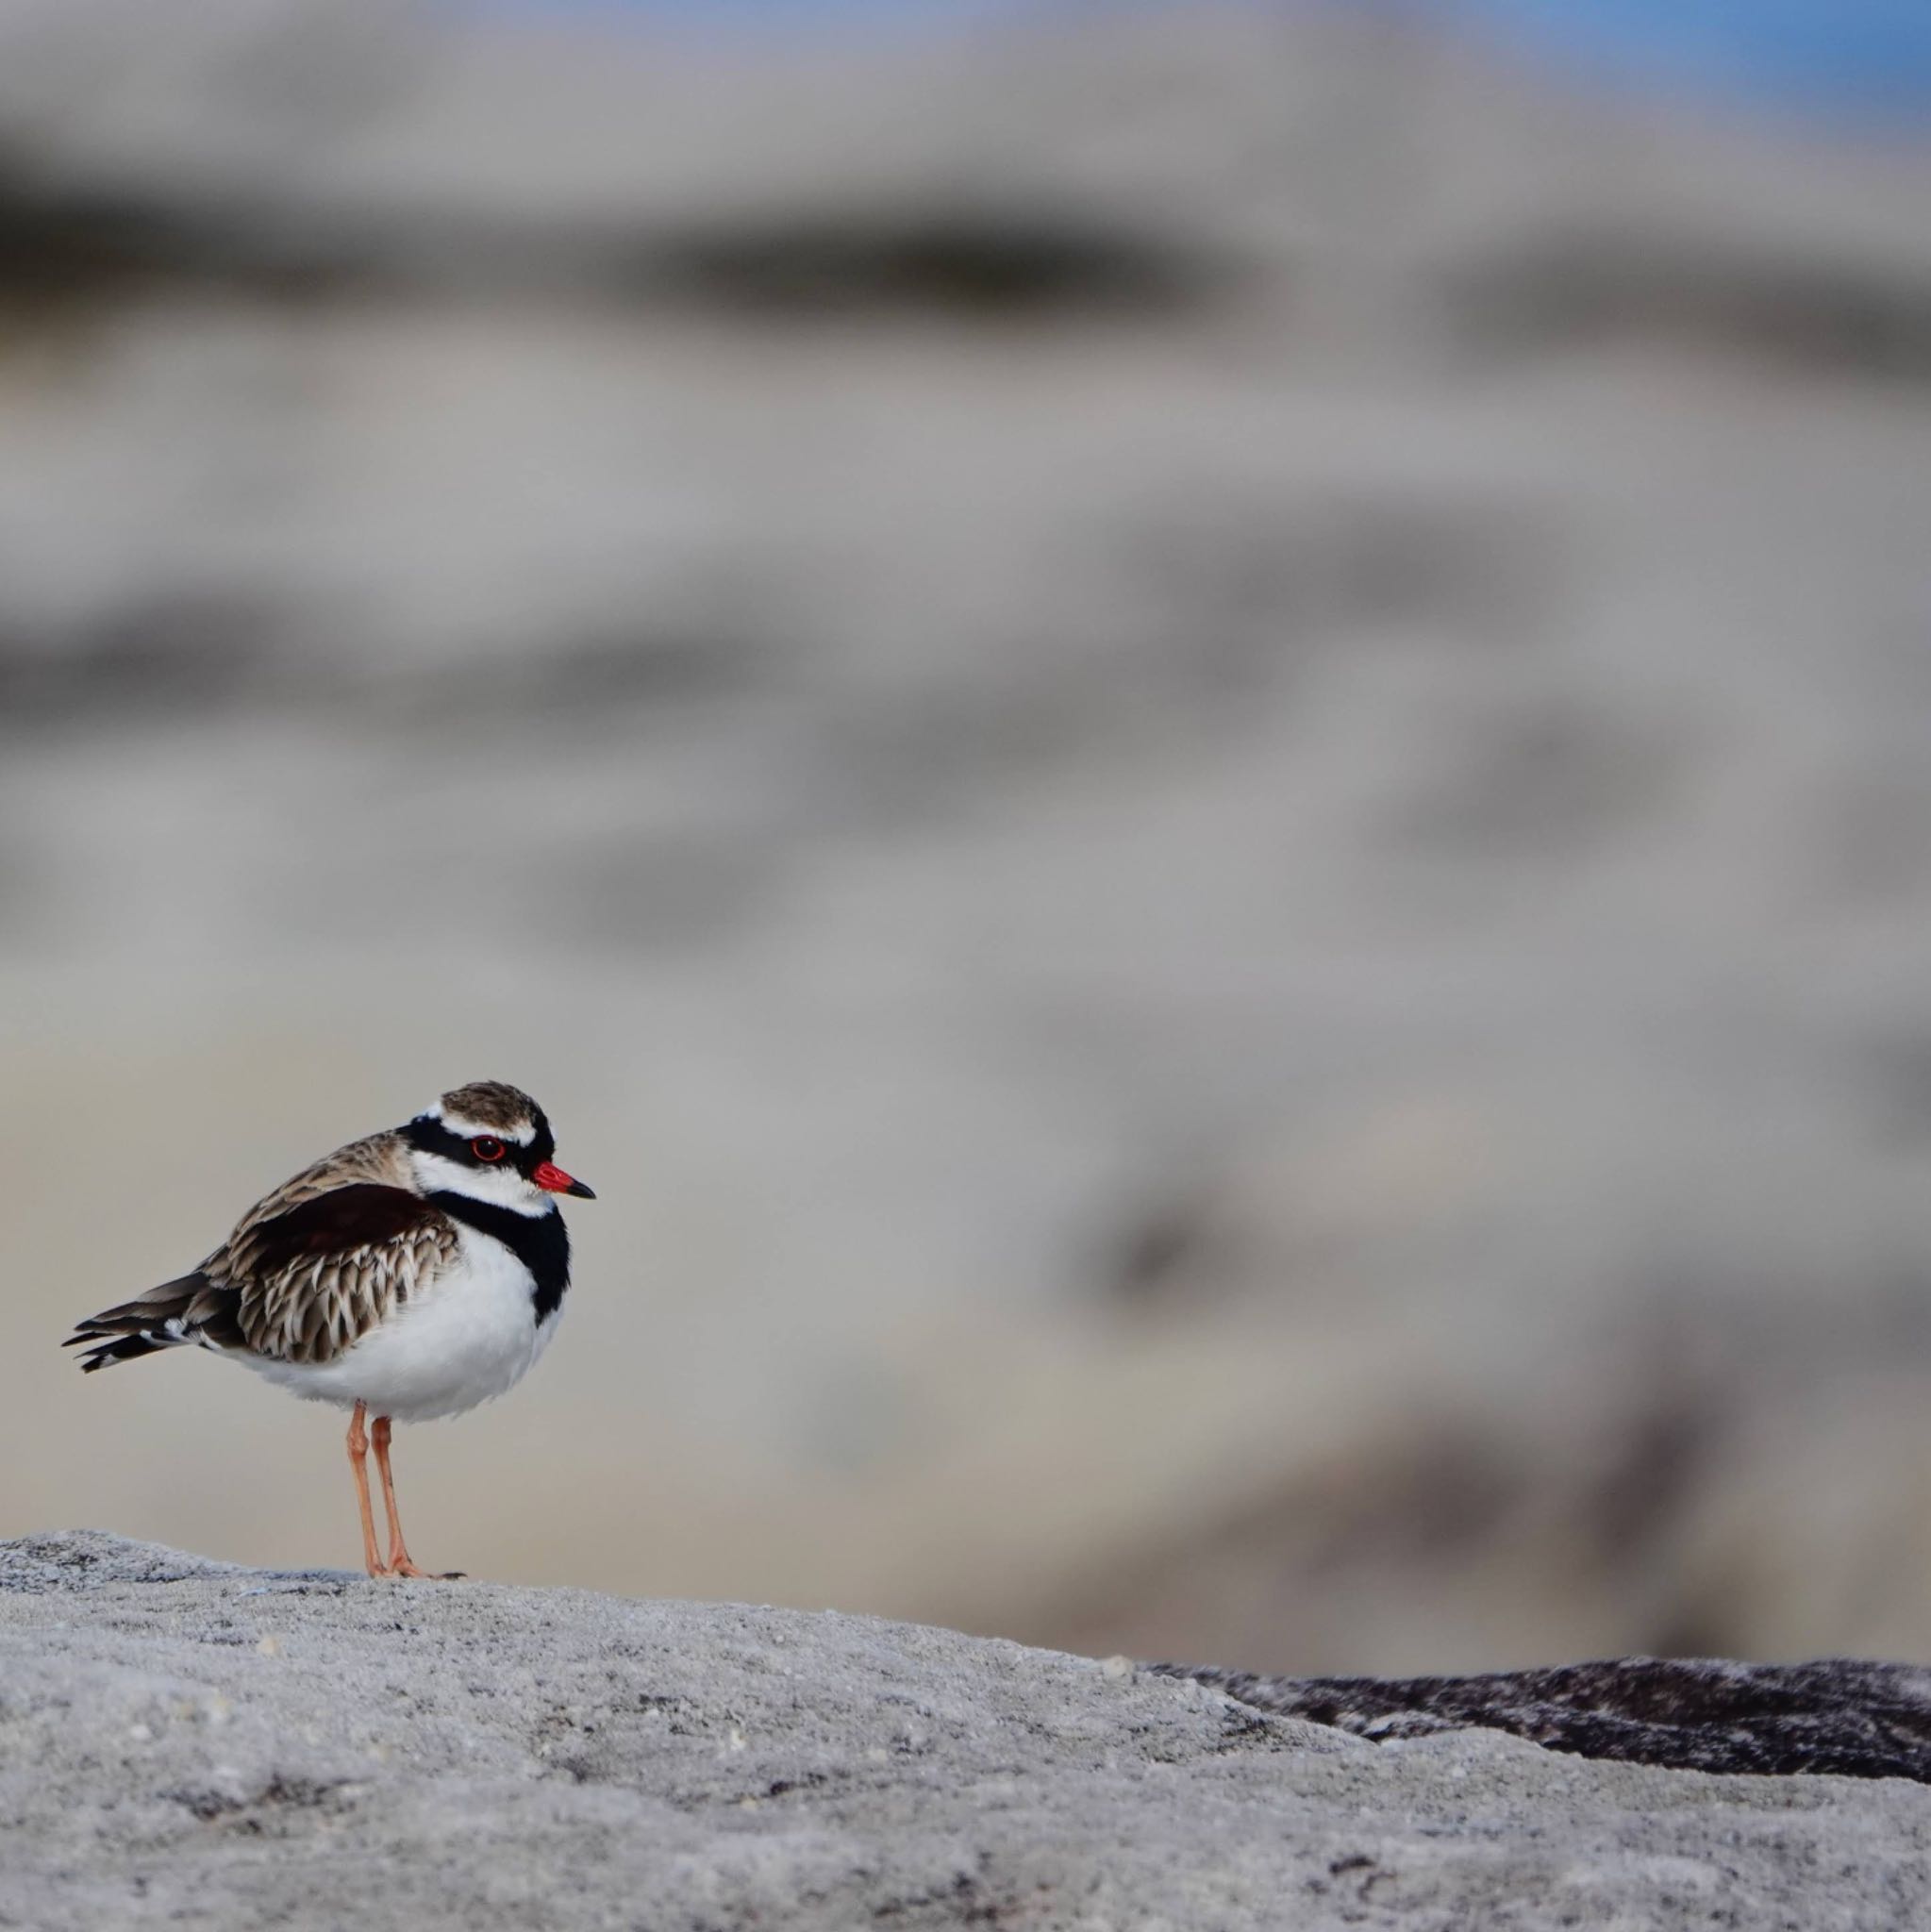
left=345, top=1401, right=384, bottom=1578
left=371, top=1414, right=461, bottom=1580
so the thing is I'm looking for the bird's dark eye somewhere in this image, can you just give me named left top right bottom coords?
left=470, top=1136, right=506, bottom=1163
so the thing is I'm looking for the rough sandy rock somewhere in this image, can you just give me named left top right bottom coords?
left=5, top=1534, right=1931, bottom=1930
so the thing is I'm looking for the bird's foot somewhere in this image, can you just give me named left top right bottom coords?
left=368, top=1556, right=465, bottom=1581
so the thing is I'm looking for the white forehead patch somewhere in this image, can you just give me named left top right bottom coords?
left=426, top=1100, right=534, bottom=1145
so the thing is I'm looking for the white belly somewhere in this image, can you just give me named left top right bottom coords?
left=239, top=1225, right=561, bottom=1423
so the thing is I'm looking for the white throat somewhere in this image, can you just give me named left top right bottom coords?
left=408, top=1149, right=553, bottom=1217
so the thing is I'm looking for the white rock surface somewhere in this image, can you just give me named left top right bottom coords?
left=5, top=1532, right=1930, bottom=1930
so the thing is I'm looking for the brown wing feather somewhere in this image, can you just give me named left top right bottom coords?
left=68, top=1128, right=459, bottom=1371
left=219, top=1182, right=457, bottom=1364
left=63, top=1271, right=231, bottom=1371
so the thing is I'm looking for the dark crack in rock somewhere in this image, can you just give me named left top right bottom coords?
left=1165, top=1656, right=1931, bottom=1783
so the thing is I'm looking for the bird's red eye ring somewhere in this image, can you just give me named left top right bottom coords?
left=471, top=1136, right=507, bottom=1163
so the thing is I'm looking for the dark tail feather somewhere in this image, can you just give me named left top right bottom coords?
left=65, top=1272, right=215, bottom=1372
left=75, top=1334, right=170, bottom=1373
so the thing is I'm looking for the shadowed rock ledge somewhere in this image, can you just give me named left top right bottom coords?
left=5, top=1533, right=1930, bottom=1931
left=1167, top=1657, right=1931, bottom=1783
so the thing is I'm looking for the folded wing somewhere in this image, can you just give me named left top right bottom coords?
left=66, top=1183, right=458, bottom=1372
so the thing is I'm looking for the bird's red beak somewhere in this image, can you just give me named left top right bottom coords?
left=534, top=1162, right=595, bottom=1199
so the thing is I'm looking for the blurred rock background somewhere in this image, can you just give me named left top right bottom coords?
left=4, top=0, right=1931, bottom=1674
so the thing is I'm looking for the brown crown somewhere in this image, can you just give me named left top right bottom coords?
left=439, top=1080, right=543, bottom=1133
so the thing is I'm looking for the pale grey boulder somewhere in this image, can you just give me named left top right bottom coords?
left=5, top=1531, right=1931, bottom=1931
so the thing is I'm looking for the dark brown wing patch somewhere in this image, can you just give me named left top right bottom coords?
left=231, top=1184, right=443, bottom=1274
left=223, top=1184, right=458, bottom=1365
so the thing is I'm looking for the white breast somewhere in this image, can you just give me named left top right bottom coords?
left=241, top=1224, right=562, bottom=1424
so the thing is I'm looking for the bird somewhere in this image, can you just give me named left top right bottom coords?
left=64, top=1080, right=594, bottom=1580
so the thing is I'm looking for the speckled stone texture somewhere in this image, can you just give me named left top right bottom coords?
left=5, top=1532, right=1931, bottom=1930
